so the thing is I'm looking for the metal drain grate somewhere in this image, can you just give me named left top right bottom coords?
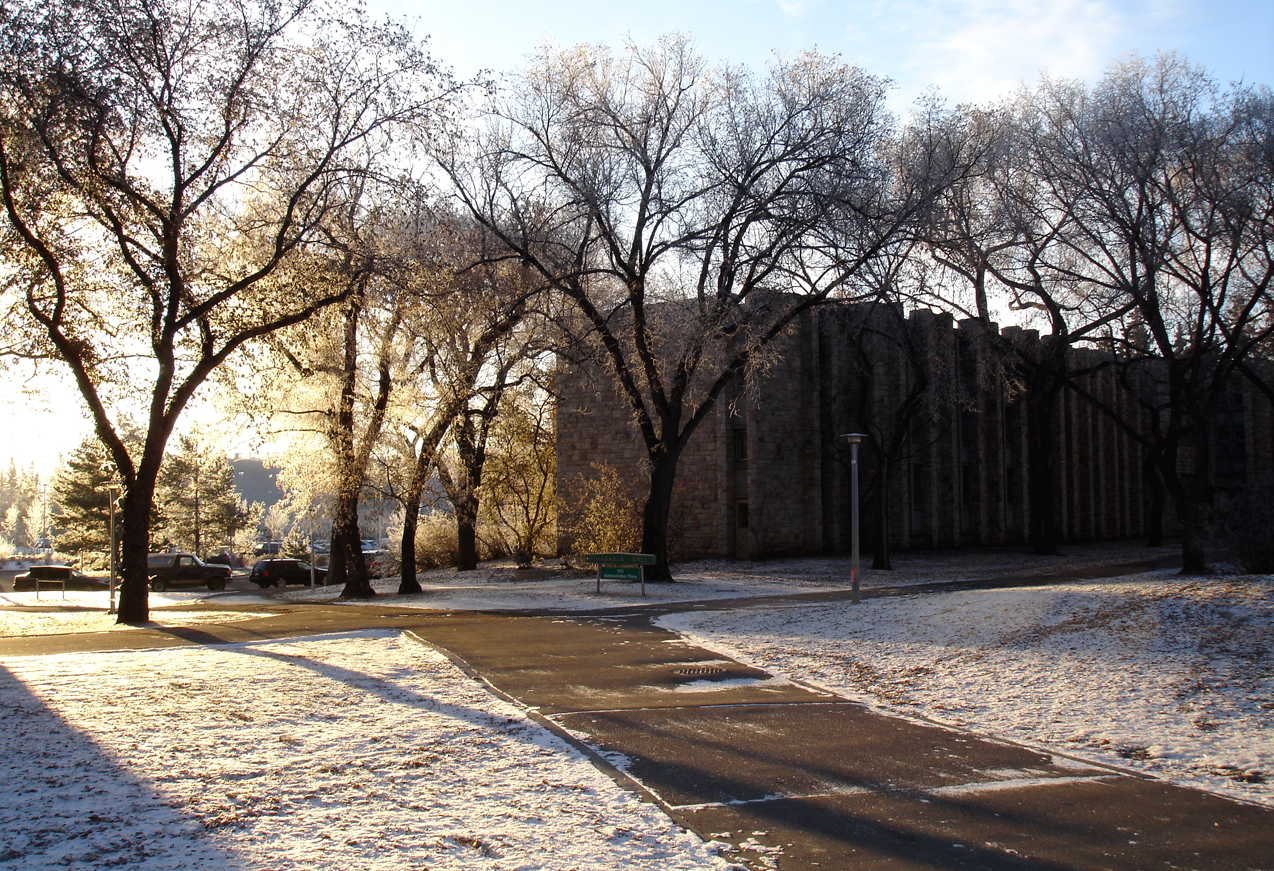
left=673, top=666, right=728, bottom=677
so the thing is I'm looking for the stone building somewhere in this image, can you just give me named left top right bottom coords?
left=555, top=303, right=1273, bottom=559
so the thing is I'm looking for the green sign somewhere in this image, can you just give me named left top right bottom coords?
left=599, top=565, right=642, bottom=580
left=584, top=552, right=656, bottom=566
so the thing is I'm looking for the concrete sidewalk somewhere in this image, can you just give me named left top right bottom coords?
left=1, top=580, right=1271, bottom=870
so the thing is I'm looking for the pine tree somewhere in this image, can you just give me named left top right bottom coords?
left=52, top=438, right=114, bottom=566
left=155, top=436, right=251, bottom=557
left=0, top=460, right=42, bottom=549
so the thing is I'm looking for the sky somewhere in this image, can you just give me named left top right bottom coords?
left=385, top=0, right=1273, bottom=109
left=2, top=0, right=1271, bottom=479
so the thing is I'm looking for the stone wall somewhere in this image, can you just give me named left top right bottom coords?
left=556, top=303, right=1272, bottom=559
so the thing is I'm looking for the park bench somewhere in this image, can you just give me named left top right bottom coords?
left=583, top=552, right=655, bottom=597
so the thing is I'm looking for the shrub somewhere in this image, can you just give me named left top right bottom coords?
left=413, top=512, right=458, bottom=570
left=559, top=464, right=641, bottom=559
left=1210, top=478, right=1274, bottom=573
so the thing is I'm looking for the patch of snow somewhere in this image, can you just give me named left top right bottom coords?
left=667, top=676, right=792, bottom=693
left=277, top=541, right=1179, bottom=612
left=0, top=599, right=273, bottom=636
left=0, top=631, right=727, bottom=870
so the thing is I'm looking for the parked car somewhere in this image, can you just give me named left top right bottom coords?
left=12, top=565, right=109, bottom=592
left=146, top=553, right=230, bottom=592
left=249, top=558, right=327, bottom=587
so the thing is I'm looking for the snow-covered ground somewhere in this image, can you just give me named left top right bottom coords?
left=660, top=570, right=1274, bottom=808
left=2, top=543, right=1268, bottom=869
left=271, top=540, right=1178, bottom=611
left=0, top=631, right=727, bottom=870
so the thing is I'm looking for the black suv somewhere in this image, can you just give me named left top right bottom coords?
left=249, top=558, right=327, bottom=587
left=146, top=553, right=230, bottom=592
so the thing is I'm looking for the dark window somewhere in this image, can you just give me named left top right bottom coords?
left=1005, top=466, right=1020, bottom=532
left=1215, top=382, right=1247, bottom=478
left=909, top=462, right=926, bottom=534
left=959, top=409, right=979, bottom=466
left=733, top=428, right=748, bottom=464
left=736, top=501, right=749, bottom=528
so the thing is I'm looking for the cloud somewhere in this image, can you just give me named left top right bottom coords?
left=858, top=0, right=1131, bottom=104
left=768, top=0, right=819, bottom=18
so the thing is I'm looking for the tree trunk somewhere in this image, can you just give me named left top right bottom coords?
left=115, top=490, right=155, bottom=625
left=1154, top=459, right=1208, bottom=574
left=640, top=451, right=680, bottom=582
left=333, top=486, right=372, bottom=598
left=1144, top=456, right=1165, bottom=547
left=446, top=401, right=498, bottom=573
left=1155, top=423, right=1211, bottom=575
left=397, top=494, right=423, bottom=594
left=1027, top=371, right=1063, bottom=556
left=456, top=500, right=479, bottom=571
left=1180, top=518, right=1208, bottom=574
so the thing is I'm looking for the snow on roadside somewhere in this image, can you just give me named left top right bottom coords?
left=0, top=542, right=1178, bottom=628
left=659, top=571, right=1274, bottom=807
left=0, top=631, right=726, bottom=870
left=276, top=541, right=1179, bottom=612
left=0, top=601, right=272, bottom=637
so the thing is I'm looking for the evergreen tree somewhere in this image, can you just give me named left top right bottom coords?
left=51, top=438, right=114, bottom=565
left=156, top=436, right=251, bottom=557
left=0, top=460, right=42, bottom=549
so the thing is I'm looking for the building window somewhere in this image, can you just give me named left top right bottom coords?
left=1215, top=382, right=1247, bottom=478
left=733, top=428, right=748, bottom=464
left=736, top=500, right=749, bottom=528
left=909, top=462, right=926, bottom=534
left=959, top=409, right=980, bottom=536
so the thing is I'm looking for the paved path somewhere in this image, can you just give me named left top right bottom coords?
left=1, top=572, right=1270, bottom=870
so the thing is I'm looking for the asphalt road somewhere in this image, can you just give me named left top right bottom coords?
left=1, top=584, right=1270, bottom=870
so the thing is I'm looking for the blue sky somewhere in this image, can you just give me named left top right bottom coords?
left=381, top=0, right=1272, bottom=108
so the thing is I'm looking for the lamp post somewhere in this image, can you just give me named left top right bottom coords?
left=839, top=433, right=868, bottom=604
left=106, top=482, right=122, bottom=615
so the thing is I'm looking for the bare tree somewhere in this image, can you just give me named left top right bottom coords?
left=444, top=37, right=971, bottom=580
left=392, top=220, right=545, bottom=588
left=0, top=0, right=455, bottom=622
left=257, top=257, right=405, bottom=597
left=1015, top=56, right=1274, bottom=571
left=922, top=100, right=1136, bottom=555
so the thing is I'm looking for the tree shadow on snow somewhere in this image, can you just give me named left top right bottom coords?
left=0, top=662, right=243, bottom=869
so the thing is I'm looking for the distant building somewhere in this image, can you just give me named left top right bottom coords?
left=231, top=458, right=284, bottom=508
left=556, top=304, right=1273, bottom=559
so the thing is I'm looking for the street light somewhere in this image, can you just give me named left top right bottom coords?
left=839, top=433, right=868, bottom=605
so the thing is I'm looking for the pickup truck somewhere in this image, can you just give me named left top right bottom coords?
left=146, top=552, right=230, bottom=592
